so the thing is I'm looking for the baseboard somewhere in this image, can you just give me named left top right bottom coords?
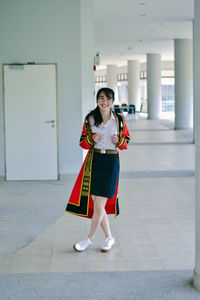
left=59, top=173, right=77, bottom=181
left=0, top=176, right=5, bottom=182
left=193, top=269, right=200, bottom=290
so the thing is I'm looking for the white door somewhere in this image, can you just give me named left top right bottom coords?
left=4, top=64, right=58, bottom=180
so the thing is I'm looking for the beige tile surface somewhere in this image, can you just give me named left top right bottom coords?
left=0, top=118, right=195, bottom=274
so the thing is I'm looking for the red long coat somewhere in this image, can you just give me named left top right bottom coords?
left=66, top=112, right=130, bottom=218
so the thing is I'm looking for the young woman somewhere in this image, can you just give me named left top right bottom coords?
left=66, top=88, right=130, bottom=252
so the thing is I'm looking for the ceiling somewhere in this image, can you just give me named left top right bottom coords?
left=93, top=0, right=194, bottom=67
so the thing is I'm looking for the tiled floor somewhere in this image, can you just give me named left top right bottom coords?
left=0, top=116, right=195, bottom=273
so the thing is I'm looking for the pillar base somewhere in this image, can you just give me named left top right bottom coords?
left=193, top=270, right=200, bottom=290
left=147, top=116, right=160, bottom=120
left=174, top=126, right=193, bottom=130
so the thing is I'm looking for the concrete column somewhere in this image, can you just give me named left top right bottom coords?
left=107, top=64, right=119, bottom=104
left=128, top=60, right=141, bottom=111
left=174, top=39, right=193, bottom=129
left=147, top=54, right=161, bottom=119
left=193, top=0, right=200, bottom=290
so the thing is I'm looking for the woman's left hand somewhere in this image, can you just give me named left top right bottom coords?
left=112, top=134, right=119, bottom=144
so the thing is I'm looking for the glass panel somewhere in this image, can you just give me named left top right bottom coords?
left=117, top=81, right=128, bottom=103
left=161, top=77, right=175, bottom=112
left=95, top=82, right=107, bottom=94
left=162, top=70, right=174, bottom=77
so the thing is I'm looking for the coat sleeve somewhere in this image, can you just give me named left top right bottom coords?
left=116, top=116, right=131, bottom=150
left=79, top=118, right=95, bottom=150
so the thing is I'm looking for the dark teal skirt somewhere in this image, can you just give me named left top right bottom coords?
left=90, top=152, right=119, bottom=199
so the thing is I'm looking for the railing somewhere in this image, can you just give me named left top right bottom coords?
left=114, top=105, right=135, bottom=115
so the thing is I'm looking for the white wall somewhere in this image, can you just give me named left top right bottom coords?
left=0, top=0, right=95, bottom=176
left=81, top=0, right=95, bottom=120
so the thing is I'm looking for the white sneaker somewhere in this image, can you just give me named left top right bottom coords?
left=73, top=237, right=93, bottom=252
left=101, top=237, right=115, bottom=252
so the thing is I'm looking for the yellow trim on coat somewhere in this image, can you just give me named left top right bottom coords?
left=113, top=111, right=120, bottom=136
left=67, top=148, right=94, bottom=218
left=66, top=210, right=88, bottom=217
left=86, top=134, right=94, bottom=146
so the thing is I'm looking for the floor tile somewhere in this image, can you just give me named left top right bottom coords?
left=0, top=117, right=195, bottom=273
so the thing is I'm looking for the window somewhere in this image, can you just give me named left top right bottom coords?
left=117, top=81, right=128, bottom=103
left=95, top=82, right=107, bottom=94
left=161, top=77, right=175, bottom=112
left=95, top=68, right=175, bottom=113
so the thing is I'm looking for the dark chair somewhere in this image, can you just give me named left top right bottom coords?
left=114, top=105, right=121, bottom=114
left=128, top=104, right=135, bottom=114
left=121, top=103, right=128, bottom=112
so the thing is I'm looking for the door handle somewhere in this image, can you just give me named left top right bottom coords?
left=45, top=120, right=55, bottom=123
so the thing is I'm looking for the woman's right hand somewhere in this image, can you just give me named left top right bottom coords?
left=91, top=133, right=103, bottom=143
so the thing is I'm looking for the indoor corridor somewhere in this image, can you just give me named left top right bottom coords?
left=0, top=115, right=195, bottom=274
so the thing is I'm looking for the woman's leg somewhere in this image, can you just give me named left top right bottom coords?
left=100, top=213, right=112, bottom=238
left=88, top=195, right=107, bottom=241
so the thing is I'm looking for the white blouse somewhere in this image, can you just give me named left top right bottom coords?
left=89, top=112, right=118, bottom=151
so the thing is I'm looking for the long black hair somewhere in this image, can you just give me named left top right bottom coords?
left=86, top=88, right=115, bottom=127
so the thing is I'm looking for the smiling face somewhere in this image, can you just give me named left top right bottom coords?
left=97, top=92, right=113, bottom=113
